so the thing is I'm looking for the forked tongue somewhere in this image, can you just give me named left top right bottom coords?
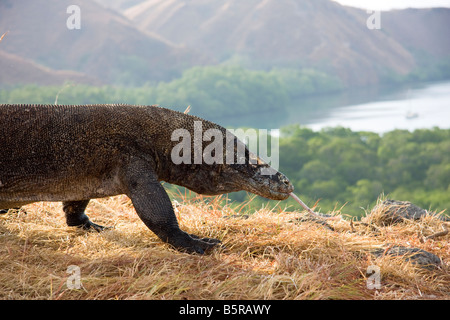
left=289, top=192, right=325, bottom=219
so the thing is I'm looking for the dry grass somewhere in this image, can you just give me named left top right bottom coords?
left=0, top=194, right=448, bottom=300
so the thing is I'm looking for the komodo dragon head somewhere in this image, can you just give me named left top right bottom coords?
left=219, top=145, right=294, bottom=200
left=166, top=144, right=294, bottom=201
left=161, top=112, right=294, bottom=200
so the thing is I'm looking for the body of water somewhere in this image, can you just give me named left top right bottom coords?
left=305, top=81, right=450, bottom=134
left=224, top=81, right=450, bottom=134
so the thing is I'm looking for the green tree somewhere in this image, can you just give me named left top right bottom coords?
left=425, top=163, right=450, bottom=190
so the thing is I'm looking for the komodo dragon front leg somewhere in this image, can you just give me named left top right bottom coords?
left=123, top=158, right=221, bottom=254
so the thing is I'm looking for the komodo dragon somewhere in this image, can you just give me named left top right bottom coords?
left=0, top=104, right=293, bottom=253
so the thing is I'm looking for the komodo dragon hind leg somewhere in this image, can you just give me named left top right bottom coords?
left=124, top=159, right=221, bottom=254
left=63, top=200, right=108, bottom=232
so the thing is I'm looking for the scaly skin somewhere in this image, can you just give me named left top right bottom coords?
left=0, top=104, right=293, bottom=253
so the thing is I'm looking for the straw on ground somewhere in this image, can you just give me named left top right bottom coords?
left=0, top=194, right=448, bottom=299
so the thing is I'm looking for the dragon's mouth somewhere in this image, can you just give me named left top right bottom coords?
left=269, top=177, right=294, bottom=200
left=244, top=178, right=294, bottom=201
left=268, top=190, right=291, bottom=200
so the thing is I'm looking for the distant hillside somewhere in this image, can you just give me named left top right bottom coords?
left=121, top=0, right=410, bottom=86
left=121, top=0, right=449, bottom=86
left=0, top=0, right=206, bottom=86
left=1, top=0, right=449, bottom=87
left=382, top=8, right=450, bottom=58
left=0, top=50, right=99, bottom=86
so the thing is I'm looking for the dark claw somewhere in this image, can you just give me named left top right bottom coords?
left=169, top=233, right=222, bottom=254
left=78, top=220, right=112, bottom=232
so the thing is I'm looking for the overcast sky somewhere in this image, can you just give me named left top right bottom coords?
left=332, top=0, right=450, bottom=10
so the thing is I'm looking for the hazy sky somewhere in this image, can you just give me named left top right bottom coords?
left=333, top=0, right=450, bottom=10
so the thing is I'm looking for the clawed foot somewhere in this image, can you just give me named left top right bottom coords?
left=169, top=232, right=222, bottom=254
left=68, top=215, right=111, bottom=232
left=79, top=220, right=112, bottom=232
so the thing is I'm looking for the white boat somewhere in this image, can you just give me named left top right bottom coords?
left=405, top=111, right=419, bottom=119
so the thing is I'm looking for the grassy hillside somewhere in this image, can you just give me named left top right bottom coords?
left=1, top=194, right=448, bottom=300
